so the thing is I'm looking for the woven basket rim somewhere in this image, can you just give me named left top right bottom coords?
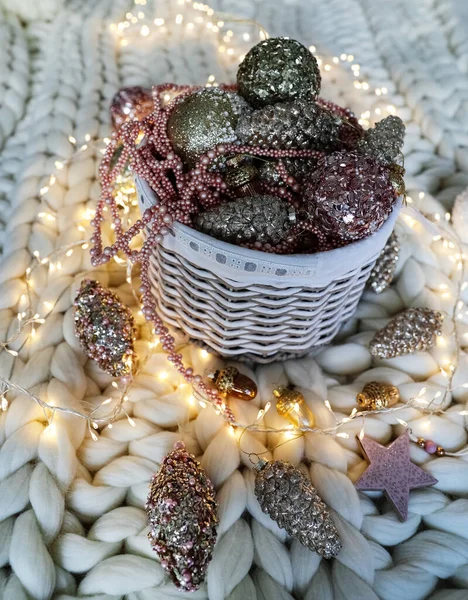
left=138, top=177, right=402, bottom=267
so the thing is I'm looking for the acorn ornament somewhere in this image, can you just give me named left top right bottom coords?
left=254, top=459, right=341, bottom=558
left=357, top=381, right=400, bottom=410
left=146, top=442, right=218, bottom=591
left=208, top=366, right=257, bottom=401
left=74, top=279, right=136, bottom=377
left=274, top=386, right=316, bottom=427
left=167, top=88, right=251, bottom=167
left=237, top=37, right=321, bottom=107
left=369, top=307, right=444, bottom=359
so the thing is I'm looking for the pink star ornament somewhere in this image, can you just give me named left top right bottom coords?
left=355, top=430, right=438, bottom=521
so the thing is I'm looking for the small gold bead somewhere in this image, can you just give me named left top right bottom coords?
left=436, top=446, right=445, bottom=457
left=417, top=438, right=426, bottom=448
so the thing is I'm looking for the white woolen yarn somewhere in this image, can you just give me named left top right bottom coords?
left=0, top=0, right=468, bottom=598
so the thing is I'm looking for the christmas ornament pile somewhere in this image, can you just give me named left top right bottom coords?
left=126, top=36, right=405, bottom=254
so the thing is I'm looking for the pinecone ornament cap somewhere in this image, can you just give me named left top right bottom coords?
left=367, top=232, right=400, bottom=293
left=194, top=195, right=295, bottom=246
left=369, top=307, right=444, bottom=359
left=254, top=459, right=342, bottom=558
left=146, top=442, right=218, bottom=591
left=236, top=99, right=358, bottom=152
left=237, top=37, right=321, bottom=107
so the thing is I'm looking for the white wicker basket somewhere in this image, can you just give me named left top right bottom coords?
left=137, top=178, right=401, bottom=362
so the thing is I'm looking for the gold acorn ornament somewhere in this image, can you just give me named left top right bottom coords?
left=357, top=382, right=400, bottom=410
left=208, top=366, right=257, bottom=401
left=274, top=386, right=316, bottom=427
left=369, top=307, right=444, bottom=359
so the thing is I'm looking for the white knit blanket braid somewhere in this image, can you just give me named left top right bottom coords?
left=1, top=0, right=468, bottom=599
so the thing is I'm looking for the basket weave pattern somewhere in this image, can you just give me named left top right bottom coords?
left=139, top=178, right=400, bottom=362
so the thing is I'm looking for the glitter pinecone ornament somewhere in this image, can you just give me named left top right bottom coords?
left=356, top=115, right=406, bottom=166
left=367, top=232, right=400, bottom=293
left=167, top=88, right=250, bottom=167
left=194, top=195, right=295, bottom=245
left=303, top=151, right=398, bottom=243
left=369, top=307, right=444, bottom=359
left=74, top=279, right=136, bottom=377
left=254, top=459, right=341, bottom=558
left=236, top=99, right=358, bottom=152
left=146, top=441, right=218, bottom=592
left=237, top=37, right=321, bottom=107
left=258, top=157, right=318, bottom=185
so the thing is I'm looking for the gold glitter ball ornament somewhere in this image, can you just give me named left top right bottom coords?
left=369, top=307, right=444, bottom=359
left=357, top=381, right=400, bottom=410
left=146, top=441, right=218, bottom=591
left=237, top=37, right=321, bottom=107
left=367, top=232, right=400, bottom=294
left=208, top=366, right=257, bottom=400
left=254, top=459, right=341, bottom=558
left=167, top=88, right=251, bottom=167
left=274, top=386, right=316, bottom=427
left=74, top=279, right=136, bottom=377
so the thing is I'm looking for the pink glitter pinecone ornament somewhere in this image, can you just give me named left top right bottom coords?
left=146, top=442, right=218, bottom=591
left=303, top=151, right=398, bottom=243
left=74, top=279, right=136, bottom=377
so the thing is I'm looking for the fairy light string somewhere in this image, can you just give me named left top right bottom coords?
left=0, top=0, right=466, bottom=456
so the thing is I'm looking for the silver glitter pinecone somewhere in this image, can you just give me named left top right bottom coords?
left=369, top=307, right=444, bottom=359
left=194, top=195, right=295, bottom=245
left=146, top=442, right=218, bottom=592
left=237, top=37, right=321, bottom=107
left=367, top=232, right=400, bottom=293
left=356, top=115, right=405, bottom=166
left=236, top=99, right=356, bottom=152
left=254, top=459, right=342, bottom=558
left=167, top=88, right=251, bottom=167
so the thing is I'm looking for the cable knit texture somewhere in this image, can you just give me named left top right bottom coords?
left=1, top=0, right=468, bottom=599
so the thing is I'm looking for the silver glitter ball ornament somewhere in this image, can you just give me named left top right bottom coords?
left=254, top=459, right=341, bottom=558
left=167, top=88, right=251, bottom=167
left=356, top=115, right=406, bottom=166
left=74, top=279, right=136, bottom=377
left=194, top=195, right=295, bottom=246
left=367, top=232, right=400, bottom=293
left=146, top=442, right=218, bottom=592
left=237, top=37, right=321, bottom=107
left=369, top=307, right=444, bottom=359
left=303, top=151, right=397, bottom=243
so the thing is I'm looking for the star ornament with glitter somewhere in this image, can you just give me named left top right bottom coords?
left=355, top=431, right=438, bottom=521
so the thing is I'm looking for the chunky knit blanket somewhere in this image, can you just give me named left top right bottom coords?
left=1, top=1, right=468, bottom=599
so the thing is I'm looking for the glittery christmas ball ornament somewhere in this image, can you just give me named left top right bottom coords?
left=194, top=195, right=296, bottom=246
left=236, top=100, right=358, bottom=152
left=74, top=279, right=136, bottom=377
left=303, top=151, right=398, bottom=243
left=237, top=37, right=321, bottom=107
left=367, top=232, right=400, bottom=293
left=110, top=86, right=153, bottom=128
left=208, top=366, right=257, bottom=400
left=357, top=381, right=400, bottom=410
left=167, top=88, right=251, bottom=167
left=356, top=115, right=406, bottom=166
left=369, top=307, right=444, bottom=359
left=146, top=441, right=218, bottom=591
left=254, top=459, right=341, bottom=558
